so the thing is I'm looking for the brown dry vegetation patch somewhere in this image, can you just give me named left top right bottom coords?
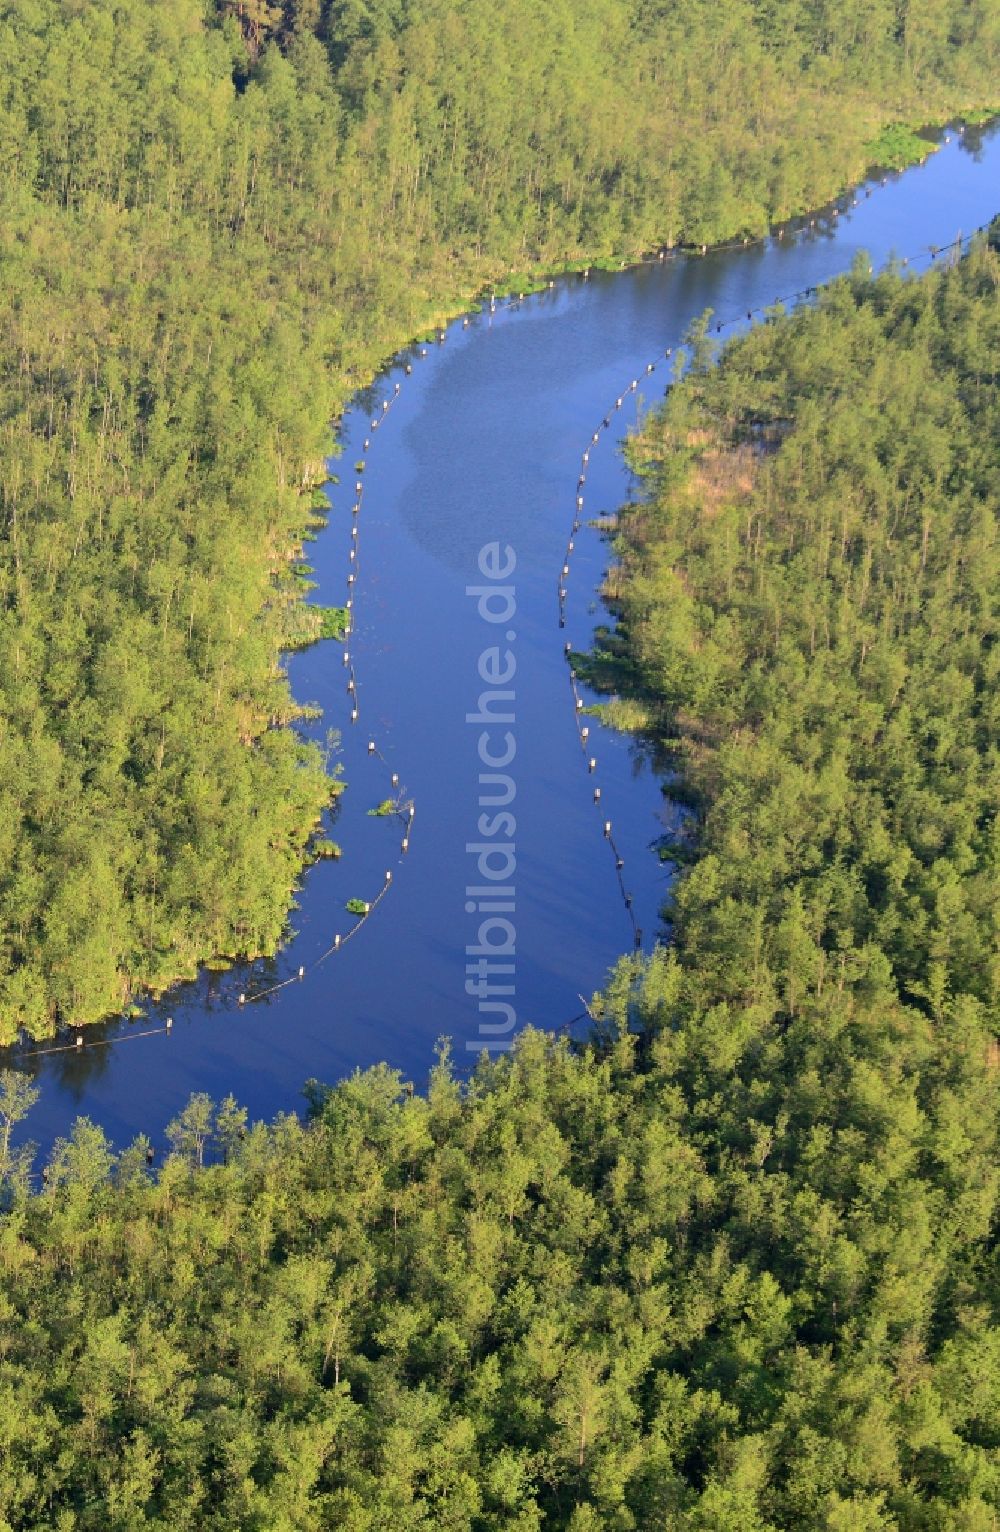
left=690, top=440, right=759, bottom=519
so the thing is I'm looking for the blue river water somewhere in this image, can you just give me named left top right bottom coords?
left=10, top=121, right=999, bottom=1154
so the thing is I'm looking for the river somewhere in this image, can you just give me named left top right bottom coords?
left=11, top=121, right=1000, bottom=1154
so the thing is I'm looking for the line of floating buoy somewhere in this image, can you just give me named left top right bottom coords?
left=554, top=213, right=993, bottom=958
left=12, top=213, right=991, bottom=1063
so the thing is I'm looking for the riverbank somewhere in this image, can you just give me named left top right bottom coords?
left=2, top=0, right=996, bottom=1040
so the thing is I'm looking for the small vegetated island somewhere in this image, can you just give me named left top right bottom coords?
left=1, top=215, right=998, bottom=1525
left=0, top=0, right=996, bottom=1036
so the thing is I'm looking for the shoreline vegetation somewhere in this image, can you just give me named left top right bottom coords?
left=1, top=0, right=998, bottom=1041
left=2, top=227, right=997, bottom=1532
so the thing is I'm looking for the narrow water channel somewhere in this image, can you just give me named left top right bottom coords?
left=12, top=122, right=1000, bottom=1153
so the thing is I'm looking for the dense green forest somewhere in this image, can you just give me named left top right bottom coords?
left=1, top=0, right=997, bottom=1036
left=1, top=246, right=998, bottom=1529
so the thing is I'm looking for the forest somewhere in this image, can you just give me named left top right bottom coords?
left=0, top=239, right=997, bottom=1530
left=1, top=0, right=998, bottom=1035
